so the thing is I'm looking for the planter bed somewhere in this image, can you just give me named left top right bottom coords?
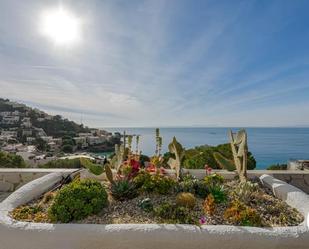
left=1, top=172, right=309, bottom=249
left=9, top=177, right=303, bottom=227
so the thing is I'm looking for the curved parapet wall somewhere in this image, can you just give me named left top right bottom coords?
left=260, top=174, right=309, bottom=228
left=0, top=173, right=308, bottom=249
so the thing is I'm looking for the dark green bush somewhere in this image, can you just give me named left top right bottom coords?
left=204, top=173, right=224, bottom=186
left=133, top=170, right=152, bottom=188
left=176, top=174, right=209, bottom=198
left=110, top=179, right=138, bottom=201
left=39, top=158, right=82, bottom=168
left=139, top=154, right=150, bottom=167
left=0, top=151, right=26, bottom=168
left=48, top=179, right=108, bottom=222
left=183, top=143, right=256, bottom=170
left=267, top=164, right=287, bottom=170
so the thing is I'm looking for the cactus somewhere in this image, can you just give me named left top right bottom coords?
left=213, top=129, right=248, bottom=182
left=123, top=131, right=127, bottom=148
left=229, top=129, right=248, bottom=183
left=135, top=135, right=141, bottom=160
left=127, top=135, right=133, bottom=159
left=167, top=136, right=185, bottom=180
left=110, top=144, right=127, bottom=172
left=136, top=135, right=140, bottom=155
left=158, top=136, right=162, bottom=156
left=105, top=164, right=114, bottom=184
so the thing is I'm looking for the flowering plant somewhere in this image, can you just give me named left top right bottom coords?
left=119, top=159, right=140, bottom=179
left=205, top=164, right=212, bottom=176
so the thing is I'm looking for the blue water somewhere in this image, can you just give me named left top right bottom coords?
left=103, top=127, right=309, bottom=169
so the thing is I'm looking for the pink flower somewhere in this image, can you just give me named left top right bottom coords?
left=146, top=163, right=156, bottom=173
left=199, top=216, right=206, bottom=225
left=205, top=164, right=212, bottom=175
left=159, top=167, right=166, bottom=175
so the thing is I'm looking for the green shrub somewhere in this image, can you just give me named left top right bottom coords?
left=176, top=174, right=209, bottom=198
left=176, top=174, right=198, bottom=193
left=183, top=143, right=256, bottom=170
left=133, top=170, right=152, bottom=188
left=141, top=174, right=176, bottom=195
left=61, top=144, right=73, bottom=153
left=267, top=164, right=287, bottom=170
left=204, top=173, right=224, bottom=186
left=39, top=158, right=82, bottom=169
left=194, top=181, right=209, bottom=198
left=48, top=179, right=108, bottom=223
left=0, top=151, right=26, bottom=168
left=234, top=181, right=258, bottom=203
left=110, top=179, right=138, bottom=201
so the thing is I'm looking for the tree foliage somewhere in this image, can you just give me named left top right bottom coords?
left=0, top=151, right=26, bottom=168
left=182, top=143, right=256, bottom=170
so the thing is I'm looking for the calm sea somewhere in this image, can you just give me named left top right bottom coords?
left=102, top=127, right=309, bottom=169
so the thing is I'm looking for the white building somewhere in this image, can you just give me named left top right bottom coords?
left=35, top=128, right=47, bottom=137
left=22, top=117, right=32, bottom=128
left=87, top=136, right=107, bottom=145
left=2, top=115, right=20, bottom=124
left=1, top=130, right=18, bottom=138
left=26, top=137, right=36, bottom=143
left=40, top=136, right=53, bottom=142
left=22, top=129, right=33, bottom=136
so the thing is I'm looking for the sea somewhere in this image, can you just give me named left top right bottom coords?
left=99, top=127, right=309, bottom=169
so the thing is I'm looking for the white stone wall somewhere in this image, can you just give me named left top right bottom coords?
left=0, top=169, right=76, bottom=192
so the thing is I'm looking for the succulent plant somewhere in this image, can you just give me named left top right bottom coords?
left=167, top=136, right=185, bottom=180
left=138, top=198, right=153, bottom=212
left=110, top=144, right=127, bottom=172
left=176, top=192, right=196, bottom=209
left=154, top=128, right=163, bottom=156
left=203, top=194, right=215, bottom=216
left=229, top=129, right=248, bottom=183
left=105, top=164, right=114, bottom=184
left=110, top=179, right=138, bottom=201
left=213, top=152, right=235, bottom=171
left=213, top=129, right=249, bottom=182
left=135, top=135, right=140, bottom=156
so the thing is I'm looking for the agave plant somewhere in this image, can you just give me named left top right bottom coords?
left=110, top=178, right=138, bottom=201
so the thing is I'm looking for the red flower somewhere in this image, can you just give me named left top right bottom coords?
left=128, top=159, right=140, bottom=177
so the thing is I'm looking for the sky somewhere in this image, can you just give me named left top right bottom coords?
left=0, top=0, right=309, bottom=128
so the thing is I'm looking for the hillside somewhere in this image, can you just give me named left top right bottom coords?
left=0, top=98, right=90, bottom=137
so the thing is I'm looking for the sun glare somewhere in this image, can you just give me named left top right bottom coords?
left=40, top=7, right=81, bottom=46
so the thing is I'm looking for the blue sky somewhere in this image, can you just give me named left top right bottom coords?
left=0, top=0, right=309, bottom=127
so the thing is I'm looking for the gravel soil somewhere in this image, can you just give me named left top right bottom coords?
left=10, top=180, right=304, bottom=227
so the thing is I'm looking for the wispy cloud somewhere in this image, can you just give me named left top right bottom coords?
left=0, top=0, right=309, bottom=127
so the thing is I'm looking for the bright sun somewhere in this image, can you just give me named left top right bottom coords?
left=40, top=7, right=81, bottom=46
